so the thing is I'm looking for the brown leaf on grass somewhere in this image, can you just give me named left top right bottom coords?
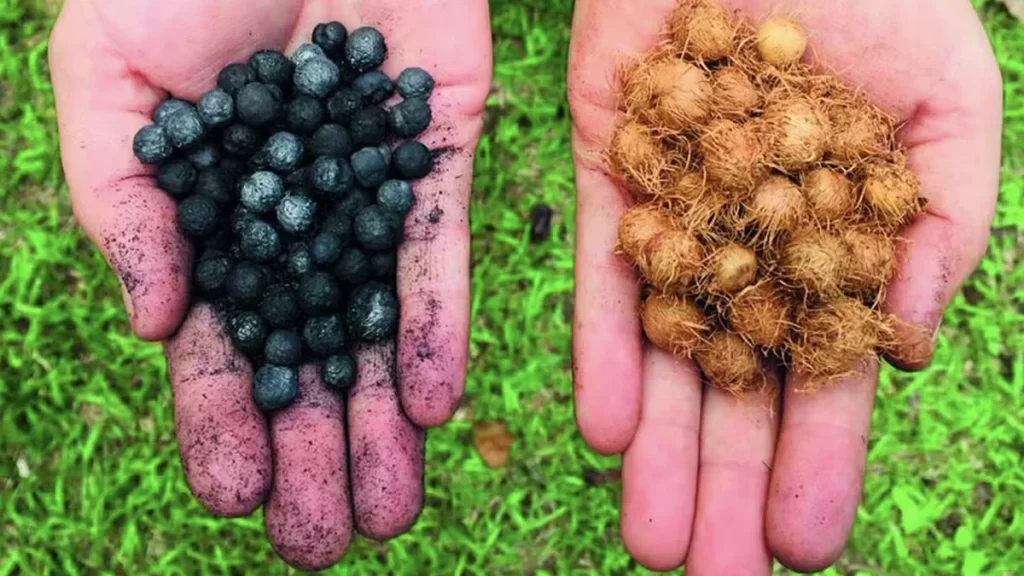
left=472, top=420, right=514, bottom=468
left=1000, top=0, right=1024, bottom=19
left=583, top=468, right=623, bottom=486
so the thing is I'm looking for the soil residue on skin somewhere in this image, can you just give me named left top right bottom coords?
left=399, top=293, right=455, bottom=420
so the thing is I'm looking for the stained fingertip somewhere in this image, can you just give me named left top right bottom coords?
left=265, top=365, right=352, bottom=570
left=398, top=290, right=466, bottom=428
left=882, top=316, right=937, bottom=371
left=350, top=343, right=425, bottom=540
left=165, top=304, right=271, bottom=517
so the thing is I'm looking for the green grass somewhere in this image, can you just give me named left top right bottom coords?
left=1, top=0, right=1022, bottom=574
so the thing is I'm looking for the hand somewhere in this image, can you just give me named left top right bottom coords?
left=567, top=0, right=1001, bottom=573
left=49, top=0, right=491, bottom=569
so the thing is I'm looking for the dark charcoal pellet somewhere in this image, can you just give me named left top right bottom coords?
left=292, top=43, right=327, bottom=67
left=354, top=204, right=400, bottom=250
left=218, top=63, right=257, bottom=96
left=156, top=158, right=197, bottom=198
left=377, top=179, right=415, bottom=215
left=202, top=229, right=233, bottom=252
left=334, top=187, right=375, bottom=219
left=197, top=88, right=235, bottom=128
left=220, top=156, right=247, bottom=179
left=388, top=97, right=432, bottom=138
left=345, top=27, right=387, bottom=72
left=350, top=147, right=389, bottom=188
left=326, top=88, right=363, bottom=125
left=322, top=353, right=357, bottom=391
left=236, top=83, right=282, bottom=127
left=310, top=232, right=344, bottom=265
left=222, top=123, right=263, bottom=157
left=276, top=193, right=317, bottom=234
left=529, top=203, right=554, bottom=243
left=240, top=171, right=284, bottom=213
left=240, top=219, right=282, bottom=263
left=310, top=157, right=354, bottom=197
left=261, top=285, right=301, bottom=328
left=194, top=167, right=234, bottom=207
left=346, top=281, right=398, bottom=342
left=227, top=262, right=268, bottom=307
left=264, top=330, right=302, bottom=366
left=392, top=140, right=434, bottom=179
left=313, top=21, right=348, bottom=56
left=353, top=70, right=394, bottom=104
left=309, top=124, right=352, bottom=158
left=177, top=194, right=219, bottom=238
left=250, top=49, right=295, bottom=89
left=153, top=99, right=192, bottom=126
left=253, top=365, right=298, bottom=411
left=333, top=247, right=371, bottom=287
left=230, top=310, right=268, bottom=354
left=376, top=143, right=392, bottom=165
left=133, top=125, right=172, bottom=164
left=396, top=67, right=435, bottom=99
left=303, top=314, right=345, bottom=357
left=321, top=207, right=352, bottom=239
left=231, top=205, right=259, bottom=237
left=285, top=96, right=326, bottom=136
left=186, top=141, right=222, bottom=169
left=295, top=57, right=340, bottom=98
left=348, top=106, right=388, bottom=148
left=287, top=243, right=314, bottom=277
left=298, top=271, right=341, bottom=315
left=194, top=251, right=234, bottom=295
left=253, top=131, right=304, bottom=173
left=369, top=250, right=397, bottom=280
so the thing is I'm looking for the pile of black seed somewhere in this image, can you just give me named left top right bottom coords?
left=131, top=22, right=437, bottom=412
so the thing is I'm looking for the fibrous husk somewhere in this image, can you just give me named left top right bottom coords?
left=728, top=281, right=794, bottom=348
left=760, top=96, right=830, bottom=170
left=754, top=15, right=808, bottom=67
left=861, top=159, right=923, bottom=226
left=842, top=228, right=897, bottom=295
left=746, top=175, right=807, bottom=237
left=827, top=99, right=895, bottom=163
left=711, top=66, right=761, bottom=119
left=706, top=242, right=758, bottom=293
left=779, top=229, right=851, bottom=294
left=649, top=59, right=714, bottom=131
left=790, top=296, right=894, bottom=385
left=700, top=119, right=766, bottom=190
left=694, top=330, right=765, bottom=393
left=637, top=230, right=706, bottom=292
left=608, top=120, right=668, bottom=196
left=669, top=0, right=736, bottom=62
left=616, top=204, right=674, bottom=263
left=641, top=291, right=710, bottom=357
left=801, top=167, right=856, bottom=223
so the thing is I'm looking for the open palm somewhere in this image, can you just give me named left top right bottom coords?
left=567, top=0, right=1001, bottom=573
left=49, top=0, right=491, bottom=570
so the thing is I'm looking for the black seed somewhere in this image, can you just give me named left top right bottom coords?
left=260, top=286, right=300, bottom=328
left=153, top=99, right=192, bottom=126
left=369, top=250, right=397, bottom=280
left=321, top=206, right=352, bottom=239
left=354, top=205, right=401, bottom=251
left=132, top=124, right=172, bottom=164
left=236, top=83, right=282, bottom=127
left=287, top=242, right=314, bottom=277
left=376, top=143, right=392, bottom=165
left=310, top=156, right=354, bottom=197
left=326, top=89, right=363, bottom=125
left=345, top=27, right=387, bottom=73
left=313, top=21, right=348, bottom=56
left=276, top=193, right=317, bottom=234
left=338, top=59, right=359, bottom=85
left=529, top=203, right=554, bottom=243
left=230, top=311, right=268, bottom=355
left=253, top=131, right=304, bottom=172
left=311, top=232, right=344, bottom=265
left=264, top=330, right=302, bottom=366
left=309, top=124, right=352, bottom=158
left=298, top=271, right=341, bottom=315
left=194, top=251, right=234, bottom=295
left=392, top=140, right=434, bottom=179
left=303, top=314, right=345, bottom=357
left=250, top=49, right=295, bottom=89
left=177, top=194, right=219, bottom=238
left=218, top=63, right=257, bottom=96
left=156, top=158, right=197, bottom=198
left=350, top=147, right=389, bottom=188
left=197, top=88, right=235, bottom=128
left=285, top=96, right=326, bottom=136
left=186, top=140, right=222, bottom=169
left=353, top=70, right=394, bottom=104
left=346, top=281, right=398, bottom=342
left=231, top=205, right=258, bottom=237
left=322, top=353, right=357, bottom=391
left=333, top=247, right=371, bottom=286
left=377, top=179, right=415, bottom=215
left=334, top=186, right=375, bottom=218
left=396, top=67, right=435, bottom=100
left=220, top=156, right=247, bottom=179
left=194, top=167, right=234, bottom=207
left=349, top=106, right=388, bottom=148
left=253, top=365, right=298, bottom=411
left=240, top=171, right=285, bottom=213
left=202, top=229, right=233, bottom=252
left=222, top=123, right=264, bottom=156
left=388, top=97, right=432, bottom=137
left=227, top=262, right=268, bottom=307
left=241, top=220, right=282, bottom=263
left=295, top=57, right=340, bottom=98
left=291, top=43, right=326, bottom=67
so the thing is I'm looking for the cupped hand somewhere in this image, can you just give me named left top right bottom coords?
left=49, top=0, right=491, bottom=569
left=567, top=0, right=1001, bottom=573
